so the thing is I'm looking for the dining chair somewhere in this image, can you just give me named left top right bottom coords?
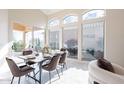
left=42, top=53, right=61, bottom=84
left=59, top=52, right=67, bottom=74
left=60, top=48, right=67, bottom=52
left=22, top=50, right=36, bottom=65
left=6, top=57, right=35, bottom=84
left=22, top=49, right=33, bottom=55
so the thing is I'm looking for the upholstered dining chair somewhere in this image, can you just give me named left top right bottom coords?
left=22, top=49, right=33, bottom=55
left=6, top=57, right=35, bottom=84
left=42, top=53, right=61, bottom=84
left=22, top=50, right=36, bottom=65
left=59, top=52, right=67, bottom=74
left=60, top=48, right=67, bottom=52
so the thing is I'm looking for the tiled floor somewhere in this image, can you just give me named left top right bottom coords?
left=0, top=59, right=89, bottom=84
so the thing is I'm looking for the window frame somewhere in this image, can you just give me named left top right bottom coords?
left=82, top=9, right=105, bottom=21
left=81, top=9, right=105, bottom=60
left=63, top=15, right=78, bottom=24
left=48, top=19, right=60, bottom=27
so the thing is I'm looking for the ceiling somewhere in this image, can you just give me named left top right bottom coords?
left=41, top=9, right=64, bottom=15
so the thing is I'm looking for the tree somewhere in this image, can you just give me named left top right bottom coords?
left=65, top=39, right=77, bottom=48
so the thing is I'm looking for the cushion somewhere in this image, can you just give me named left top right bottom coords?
left=97, top=58, right=115, bottom=73
left=20, top=66, right=34, bottom=71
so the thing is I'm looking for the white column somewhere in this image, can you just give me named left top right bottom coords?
left=59, top=18, right=63, bottom=49
left=77, top=14, right=82, bottom=61
left=8, top=21, right=13, bottom=42
left=23, top=32, right=26, bottom=48
left=45, top=25, right=49, bottom=47
left=32, top=26, right=34, bottom=48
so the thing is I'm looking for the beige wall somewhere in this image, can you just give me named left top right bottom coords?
left=105, top=9, right=124, bottom=67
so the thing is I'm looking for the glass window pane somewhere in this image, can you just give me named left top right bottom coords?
left=63, top=16, right=78, bottom=24
left=48, top=20, right=59, bottom=26
left=13, top=30, right=24, bottom=41
left=63, top=28, right=78, bottom=59
left=25, top=31, right=32, bottom=48
left=82, top=22, right=104, bottom=61
left=49, top=30, right=59, bottom=50
left=12, top=30, right=24, bottom=52
left=34, top=30, right=45, bottom=51
left=83, top=10, right=104, bottom=20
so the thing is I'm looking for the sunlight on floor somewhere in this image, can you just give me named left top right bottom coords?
left=52, top=68, right=88, bottom=84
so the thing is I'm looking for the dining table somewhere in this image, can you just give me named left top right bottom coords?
left=18, top=53, right=52, bottom=84
left=15, top=51, right=64, bottom=84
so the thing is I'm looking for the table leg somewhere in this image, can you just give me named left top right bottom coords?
left=39, top=62, right=42, bottom=84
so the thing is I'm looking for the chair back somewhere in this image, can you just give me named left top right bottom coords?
left=48, top=53, right=61, bottom=71
left=6, top=57, right=21, bottom=77
left=22, top=50, right=33, bottom=55
left=60, top=48, right=66, bottom=52
left=59, top=52, right=66, bottom=64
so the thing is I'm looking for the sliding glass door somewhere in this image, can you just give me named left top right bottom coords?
left=63, top=27, right=78, bottom=59
left=82, top=10, right=105, bottom=61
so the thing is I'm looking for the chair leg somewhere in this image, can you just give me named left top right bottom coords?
left=49, top=71, right=51, bottom=84
left=56, top=69, right=60, bottom=79
left=11, top=76, right=14, bottom=84
left=65, top=63, right=67, bottom=70
left=61, top=64, right=63, bottom=74
left=18, top=77, right=21, bottom=84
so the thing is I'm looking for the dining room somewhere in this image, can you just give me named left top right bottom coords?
left=1, top=9, right=124, bottom=84
left=0, top=9, right=90, bottom=84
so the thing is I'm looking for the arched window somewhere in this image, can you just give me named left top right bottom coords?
left=48, top=19, right=60, bottom=50
left=83, top=10, right=104, bottom=20
left=63, top=15, right=78, bottom=59
left=81, top=10, right=105, bottom=61
left=63, top=15, right=78, bottom=24
left=48, top=19, right=59, bottom=26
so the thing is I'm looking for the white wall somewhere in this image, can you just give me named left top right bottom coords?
left=105, top=9, right=124, bottom=67
left=0, top=10, right=8, bottom=49
left=48, top=9, right=85, bottom=20
left=8, top=9, right=47, bottom=27
left=8, top=9, right=48, bottom=41
left=0, top=10, right=9, bottom=71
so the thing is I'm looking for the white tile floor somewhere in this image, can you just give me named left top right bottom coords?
left=0, top=59, right=89, bottom=84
